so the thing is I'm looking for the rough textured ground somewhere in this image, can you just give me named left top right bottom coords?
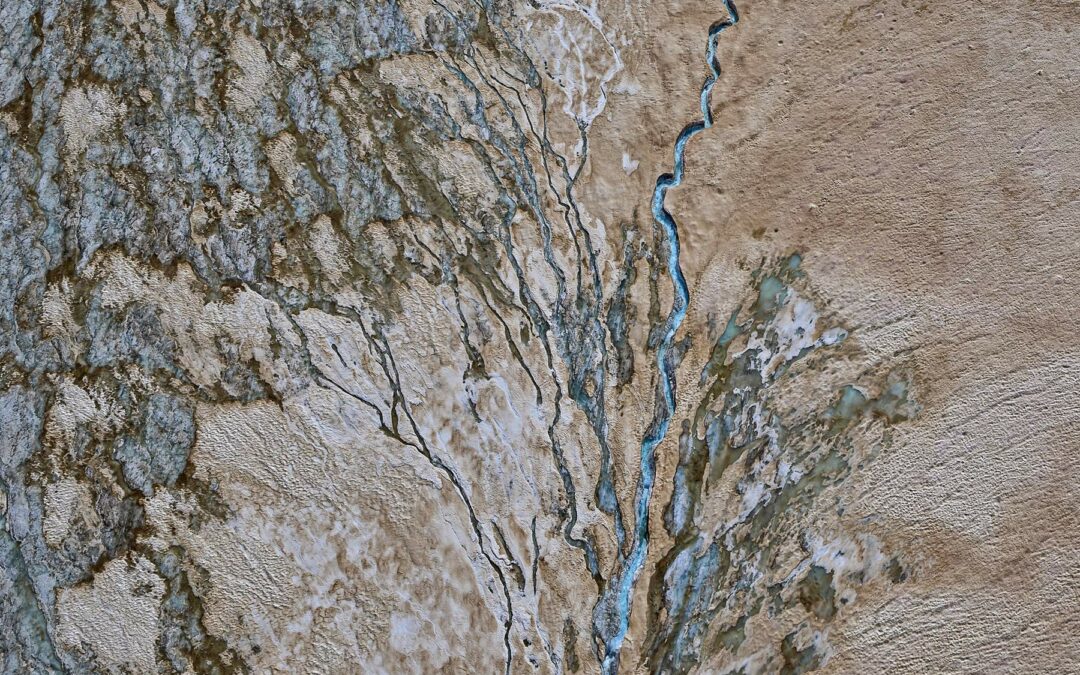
left=1, top=0, right=1077, bottom=673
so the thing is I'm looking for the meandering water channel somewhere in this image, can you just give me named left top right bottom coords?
left=598, top=2, right=741, bottom=671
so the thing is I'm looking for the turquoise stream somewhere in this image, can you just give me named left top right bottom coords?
left=600, top=2, right=740, bottom=671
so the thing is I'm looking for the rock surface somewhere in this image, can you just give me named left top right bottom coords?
left=1, top=0, right=1077, bottom=673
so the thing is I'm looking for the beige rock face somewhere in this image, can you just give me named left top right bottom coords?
left=56, top=555, right=165, bottom=672
left=0, top=0, right=1076, bottom=673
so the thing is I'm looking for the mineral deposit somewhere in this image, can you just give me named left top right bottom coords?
left=1, top=0, right=1077, bottom=673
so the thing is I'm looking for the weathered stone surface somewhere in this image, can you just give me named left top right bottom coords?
left=0, top=0, right=1076, bottom=673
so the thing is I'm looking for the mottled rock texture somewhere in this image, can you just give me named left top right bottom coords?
left=1, top=0, right=1077, bottom=673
